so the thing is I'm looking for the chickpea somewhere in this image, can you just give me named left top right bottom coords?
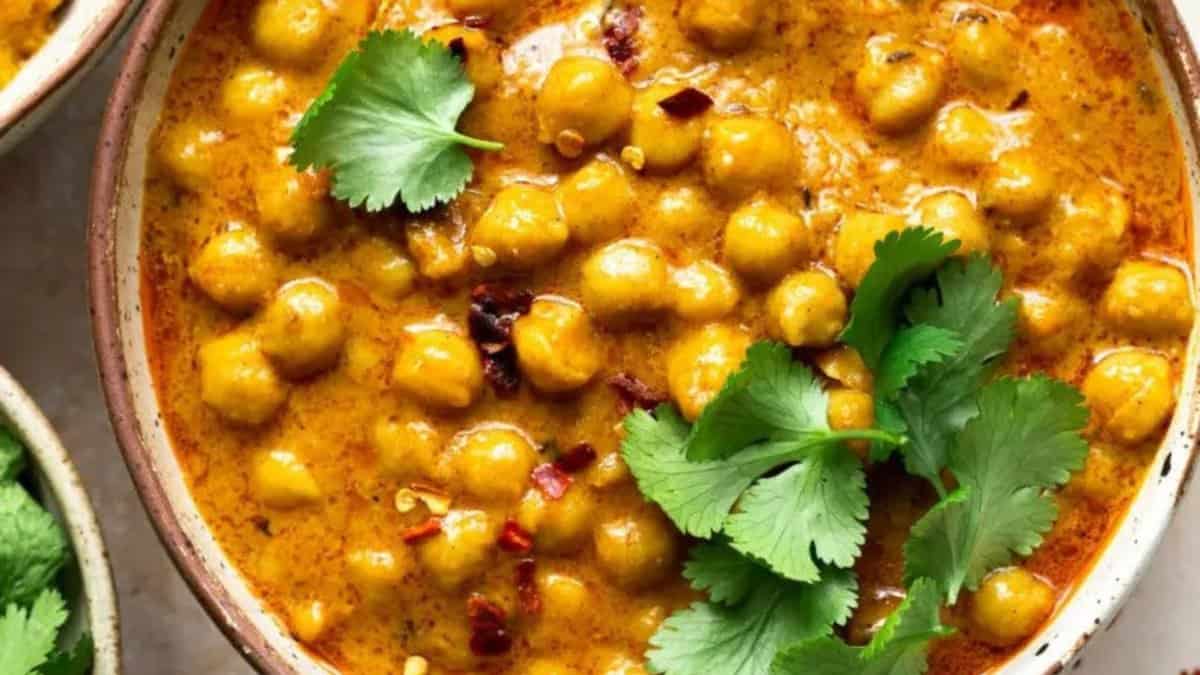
left=1052, top=186, right=1131, bottom=280
left=537, top=57, right=634, bottom=152
left=372, top=416, right=441, bottom=480
left=222, top=63, right=289, bottom=121
left=392, top=329, right=483, bottom=409
left=445, top=0, right=514, bottom=20
left=1013, top=286, right=1086, bottom=356
left=653, top=186, right=717, bottom=240
left=594, top=509, right=679, bottom=589
left=828, top=389, right=875, bottom=457
left=1068, top=444, right=1134, bottom=502
left=951, top=10, right=1016, bottom=87
left=424, top=25, right=501, bottom=96
left=157, top=120, right=222, bottom=191
left=471, top=185, right=569, bottom=270
left=670, top=260, right=741, bottom=321
left=258, top=278, right=346, bottom=379
left=581, top=238, right=671, bottom=323
left=538, top=571, right=590, bottom=621
left=679, top=0, right=766, bottom=52
left=406, top=222, right=470, bottom=281
left=555, top=159, right=635, bottom=245
left=447, top=425, right=538, bottom=503
left=766, top=271, right=847, bottom=348
left=252, top=0, right=329, bottom=65
left=855, top=37, right=947, bottom=133
left=1101, top=261, right=1194, bottom=337
left=346, top=547, right=409, bottom=599
left=599, top=653, right=649, bottom=675
left=834, top=211, right=907, bottom=287
left=199, top=331, right=288, bottom=426
left=251, top=448, right=320, bottom=508
left=915, top=191, right=990, bottom=255
left=933, top=105, right=998, bottom=168
left=667, top=324, right=752, bottom=420
left=815, top=346, right=874, bottom=393
left=702, top=117, right=794, bottom=199
left=969, top=567, right=1056, bottom=647
left=723, top=199, right=810, bottom=285
left=517, top=485, right=598, bottom=553
left=416, top=509, right=497, bottom=589
left=253, top=166, right=331, bottom=248
left=630, top=85, right=706, bottom=172
left=189, top=227, right=278, bottom=314
left=631, top=605, right=668, bottom=644
left=1083, top=350, right=1175, bottom=445
left=588, top=448, right=633, bottom=489
left=513, top=298, right=603, bottom=393
left=527, top=659, right=573, bottom=675
left=352, top=237, right=417, bottom=301
left=289, top=600, right=333, bottom=643
left=980, top=149, right=1056, bottom=223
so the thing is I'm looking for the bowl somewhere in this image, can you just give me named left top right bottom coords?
left=0, top=366, right=121, bottom=674
left=0, top=0, right=143, bottom=155
left=87, top=0, right=1200, bottom=673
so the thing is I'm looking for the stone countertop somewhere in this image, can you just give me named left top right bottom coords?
left=2, top=9, right=1199, bottom=675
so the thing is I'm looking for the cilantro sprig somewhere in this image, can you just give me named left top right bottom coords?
left=290, top=30, right=503, bottom=213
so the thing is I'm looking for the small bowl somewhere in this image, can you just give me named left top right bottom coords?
left=0, top=366, right=120, bottom=673
left=0, top=0, right=144, bottom=155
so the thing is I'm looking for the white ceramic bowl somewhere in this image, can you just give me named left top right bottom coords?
left=0, top=0, right=143, bottom=155
left=0, top=366, right=120, bottom=674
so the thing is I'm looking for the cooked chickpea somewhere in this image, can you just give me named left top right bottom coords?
left=513, top=298, right=603, bottom=393
left=199, top=332, right=288, bottom=426
left=581, top=239, right=671, bottom=323
left=189, top=227, right=278, bottom=314
left=346, top=548, right=409, bottom=599
left=1068, top=444, right=1134, bottom=502
left=471, top=185, right=569, bottom=270
left=1101, top=261, right=1194, bottom=337
left=1052, top=186, right=1130, bottom=279
left=252, top=0, right=330, bottom=64
left=855, top=37, right=947, bottom=133
left=392, top=329, right=483, bottom=409
left=599, top=653, right=649, bottom=675
left=406, top=222, right=470, bottom=281
left=951, top=10, right=1016, bottom=86
left=594, top=509, right=679, bottom=589
left=424, top=25, right=501, bottom=95
left=703, top=117, right=794, bottom=199
left=980, top=149, right=1057, bottom=223
left=1083, top=350, right=1175, bottom=444
left=289, top=600, right=333, bottom=643
left=253, top=166, right=331, bottom=248
left=251, top=448, right=320, bottom=507
left=372, top=416, right=441, bottom=480
left=723, top=199, right=810, bottom=285
left=1014, top=286, right=1087, bottom=356
left=537, top=57, right=634, bottom=152
left=767, top=271, right=847, bottom=348
left=632, top=606, right=668, bottom=644
left=933, top=105, right=998, bottom=168
left=445, top=0, right=514, bottom=20
left=834, top=211, right=907, bottom=287
left=828, top=388, right=875, bottom=457
left=667, top=324, right=752, bottom=420
left=352, top=237, right=417, bottom=301
left=916, top=191, right=990, bottom=255
left=447, top=425, right=538, bottom=503
left=518, top=485, right=598, bottom=553
left=679, top=0, right=766, bottom=52
left=969, top=567, right=1056, bottom=647
left=555, top=159, right=635, bottom=245
left=527, top=659, right=573, bottom=675
left=416, top=509, right=497, bottom=589
left=630, top=85, right=706, bottom=172
left=588, top=448, right=633, bottom=489
left=222, top=63, right=289, bottom=121
left=670, top=260, right=741, bottom=321
left=653, top=186, right=717, bottom=239
left=815, top=346, right=874, bottom=393
left=258, top=278, right=346, bottom=379
left=157, top=120, right=222, bottom=191
left=538, top=571, right=590, bottom=621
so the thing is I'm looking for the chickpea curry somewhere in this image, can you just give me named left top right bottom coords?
left=141, top=0, right=1196, bottom=673
left=0, top=0, right=63, bottom=87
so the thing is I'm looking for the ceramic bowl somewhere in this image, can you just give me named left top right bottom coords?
left=0, top=366, right=120, bottom=674
left=0, top=0, right=143, bottom=155
left=87, top=0, right=1200, bottom=673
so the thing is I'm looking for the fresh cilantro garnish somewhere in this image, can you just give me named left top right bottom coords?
left=874, top=326, right=963, bottom=399
left=0, top=427, right=25, bottom=483
left=290, top=30, right=504, bottom=213
left=772, top=578, right=953, bottom=675
left=0, top=588, right=68, bottom=675
left=38, top=633, right=94, bottom=675
left=840, top=229, right=959, bottom=370
left=649, top=543, right=857, bottom=675
left=0, top=484, right=69, bottom=608
left=904, top=377, right=1089, bottom=602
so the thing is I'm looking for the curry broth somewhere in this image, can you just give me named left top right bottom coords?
left=0, top=0, right=64, bottom=86
left=141, top=0, right=1193, bottom=673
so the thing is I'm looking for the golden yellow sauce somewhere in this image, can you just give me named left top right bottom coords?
left=0, top=0, right=64, bottom=87
left=141, top=0, right=1195, bottom=673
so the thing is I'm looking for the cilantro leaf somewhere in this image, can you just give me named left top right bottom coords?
left=683, top=541, right=764, bottom=605
left=0, top=484, right=69, bottom=608
left=904, top=377, right=1089, bottom=601
left=0, top=427, right=25, bottom=483
left=0, top=588, right=69, bottom=675
left=649, top=545, right=857, bottom=675
left=772, top=578, right=953, bottom=675
left=840, top=229, right=959, bottom=370
left=38, top=634, right=93, bottom=675
left=290, top=30, right=503, bottom=213
left=875, top=326, right=963, bottom=399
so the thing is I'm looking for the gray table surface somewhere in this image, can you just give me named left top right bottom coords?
left=4, top=13, right=1200, bottom=675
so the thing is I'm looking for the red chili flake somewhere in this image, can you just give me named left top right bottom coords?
left=531, top=463, right=572, bottom=500
left=467, top=595, right=512, bottom=656
left=657, top=87, right=714, bottom=119
left=1008, top=89, right=1031, bottom=110
left=602, top=5, right=643, bottom=75
left=448, top=37, right=468, bottom=62
left=515, top=558, right=541, bottom=615
left=400, top=517, right=442, bottom=544
left=497, top=519, right=534, bottom=554
left=608, top=372, right=668, bottom=415
left=468, top=285, right=534, bottom=396
left=554, top=442, right=597, bottom=474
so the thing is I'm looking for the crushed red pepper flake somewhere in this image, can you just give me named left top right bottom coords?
left=400, top=517, right=443, bottom=544
left=608, top=372, right=668, bottom=414
left=467, top=594, right=512, bottom=656
left=531, top=463, right=572, bottom=500
left=497, top=519, right=534, bottom=553
left=468, top=284, right=534, bottom=396
left=554, top=442, right=598, bottom=473
left=602, top=4, right=643, bottom=75
left=657, top=87, right=714, bottom=119
left=515, top=558, right=541, bottom=615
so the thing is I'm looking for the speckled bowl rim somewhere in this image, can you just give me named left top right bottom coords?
left=87, top=2, right=1200, bottom=674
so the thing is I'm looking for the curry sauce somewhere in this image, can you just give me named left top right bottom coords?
left=0, top=0, right=64, bottom=87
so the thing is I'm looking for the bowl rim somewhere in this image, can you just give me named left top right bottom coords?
left=86, top=1, right=1200, bottom=674
left=0, top=0, right=143, bottom=134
